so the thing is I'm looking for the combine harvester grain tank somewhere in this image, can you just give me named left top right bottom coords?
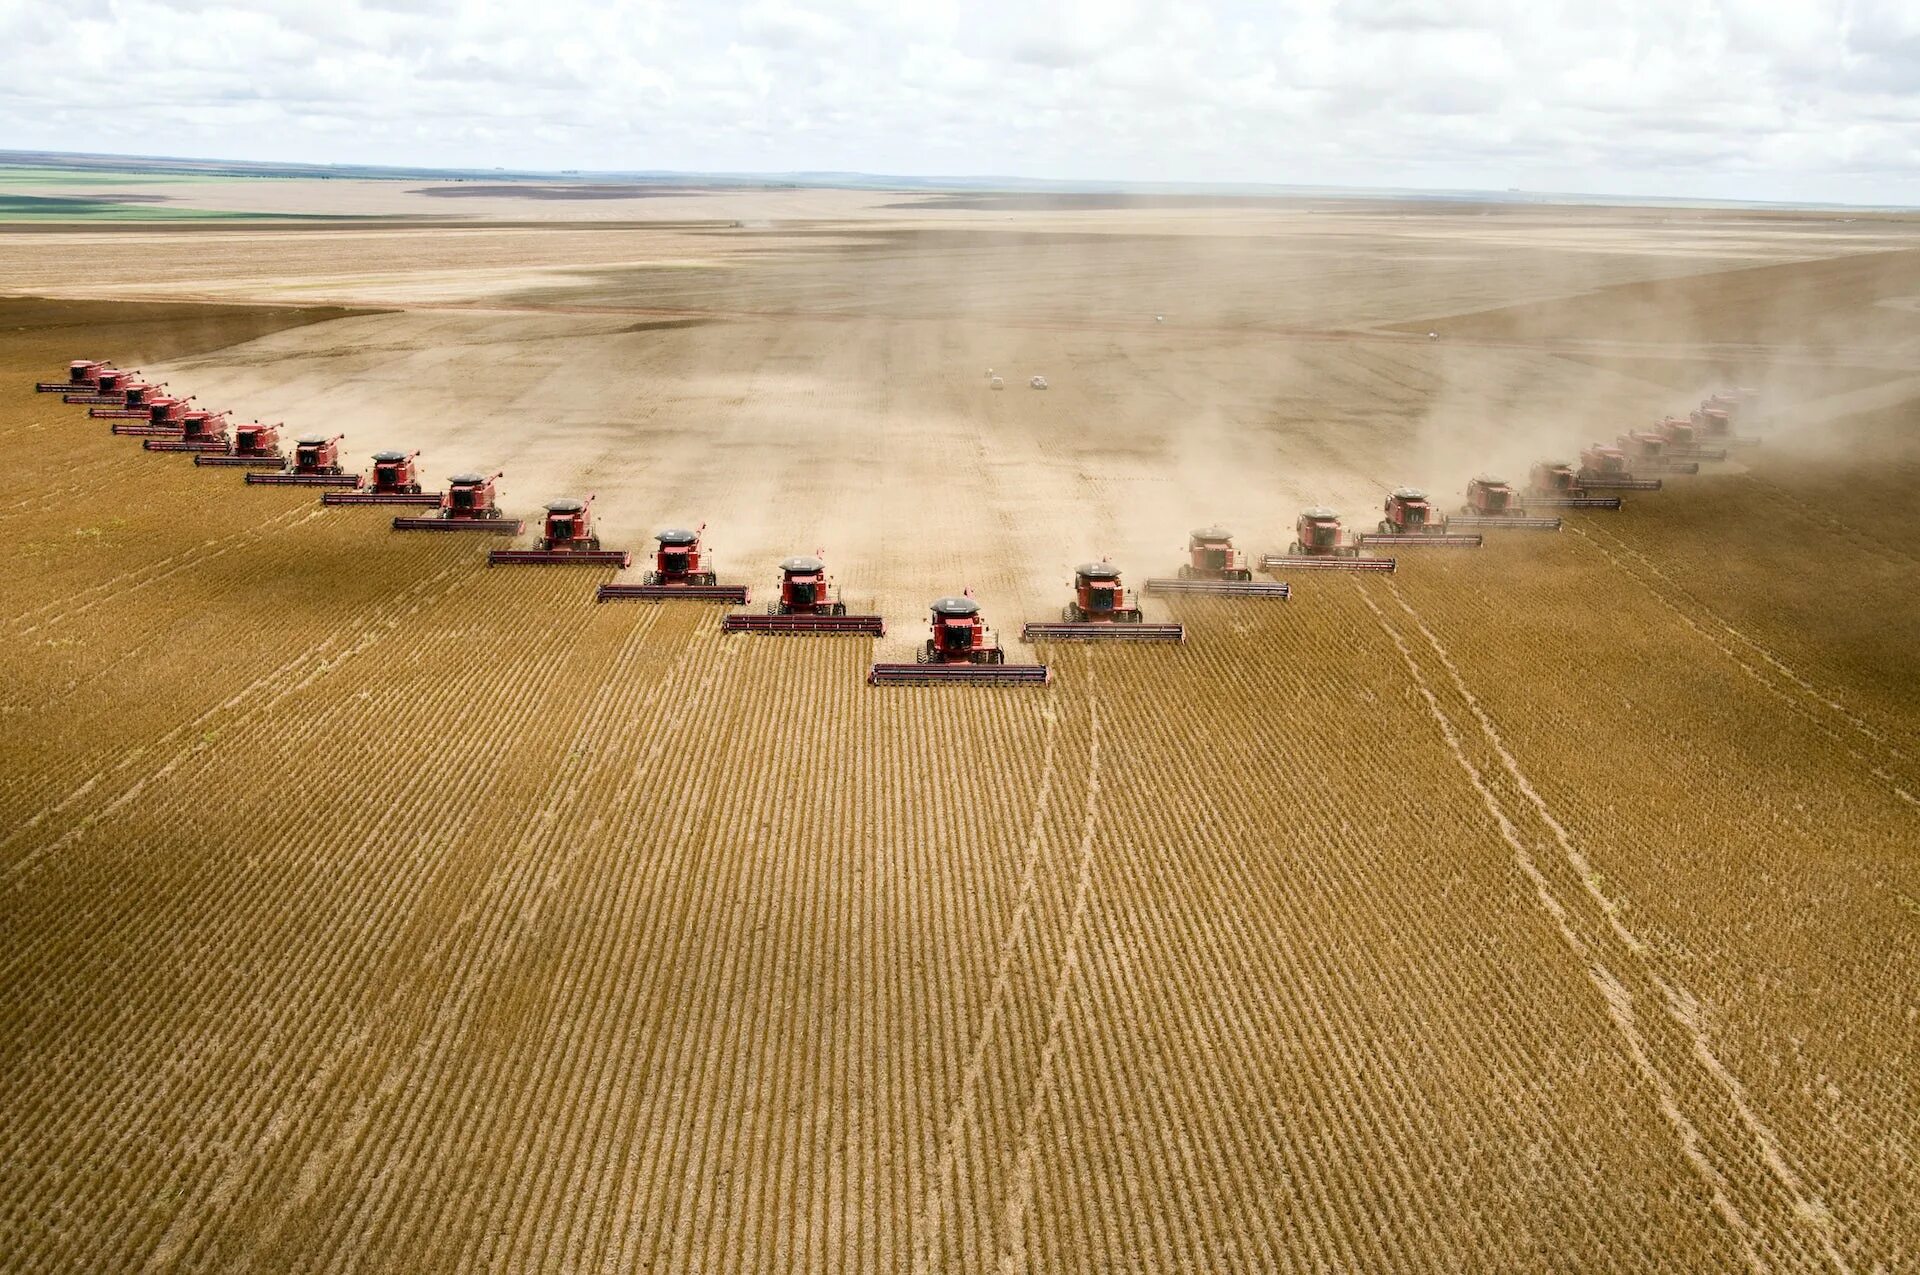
left=322, top=451, right=443, bottom=505
left=246, top=434, right=364, bottom=488
left=1576, top=444, right=1663, bottom=491
left=1261, top=508, right=1398, bottom=571
left=1448, top=477, right=1562, bottom=531
left=488, top=496, right=631, bottom=567
left=1145, top=527, right=1292, bottom=597
left=721, top=554, right=885, bottom=634
left=1524, top=461, right=1622, bottom=509
left=1022, top=561, right=1184, bottom=642
left=392, top=471, right=523, bottom=532
left=597, top=526, right=749, bottom=602
left=1358, top=488, right=1484, bottom=547
left=870, top=595, right=1049, bottom=685
left=194, top=421, right=287, bottom=468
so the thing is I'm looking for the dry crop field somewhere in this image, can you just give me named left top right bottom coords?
left=1, top=189, right=1917, bottom=1273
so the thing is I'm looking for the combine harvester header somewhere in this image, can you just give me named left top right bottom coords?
left=1146, top=527, right=1292, bottom=597
left=1023, top=561, right=1184, bottom=642
left=323, top=451, right=443, bottom=505
left=721, top=555, right=884, bottom=634
left=247, top=434, right=363, bottom=488
left=870, top=596, right=1049, bottom=685
left=1448, top=478, right=1562, bottom=531
left=1263, top=509, right=1398, bottom=571
left=195, top=421, right=286, bottom=468
left=392, top=471, right=523, bottom=533
left=1525, top=462, right=1622, bottom=509
left=488, top=496, right=631, bottom=567
left=1358, top=488, right=1484, bottom=547
left=598, top=526, right=749, bottom=602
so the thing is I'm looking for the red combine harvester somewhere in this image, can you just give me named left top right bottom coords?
left=597, top=526, right=749, bottom=602
left=721, top=555, right=886, bottom=634
left=1022, top=561, right=1184, bottom=642
left=392, top=471, right=522, bottom=532
left=64, top=369, right=142, bottom=405
left=1576, top=444, right=1663, bottom=491
left=93, top=390, right=190, bottom=421
left=108, top=395, right=195, bottom=436
left=36, top=360, right=112, bottom=393
left=1261, top=508, right=1397, bottom=571
left=1525, top=461, right=1622, bottom=509
left=870, top=595, right=1049, bottom=685
left=1655, top=416, right=1727, bottom=462
left=1691, top=401, right=1759, bottom=447
left=1617, top=431, right=1698, bottom=475
left=488, top=496, right=631, bottom=566
left=246, top=434, right=364, bottom=487
left=143, top=410, right=232, bottom=453
left=1358, top=488, right=1484, bottom=547
left=1449, top=477, right=1561, bottom=531
left=195, top=421, right=287, bottom=468
left=322, top=451, right=443, bottom=505
left=1145, top=526, right=1291, bottom=596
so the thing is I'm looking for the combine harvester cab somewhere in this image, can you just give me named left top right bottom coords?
left=597, top=526, right=748, bottom=602
left=37, top=359, right=111, bottom=393
left=322, top=451, right=443, bottom=504
left=144, top=410, right=232, bottom=453
left=871, top=595, right=1049, bottom=685
left=195, top=421, right=286, bottom=468
left=392, top=471, right=521, bottom=532
left=247, top=434, right=364, bottom=488
left=721, top=555, right=884, bottom=634
left=1577, top=444, right=1663, bottom=491
left=1023, top=561, right=1184, bottom=642
left=1145, top=527, right=1291, bottom=596
left=1449, top=477, right=1562, bottom=531
left=1524, top=461, right=1622, bottom=510
left=488, top=496, right=632, bottom=567
left=1657, top=416, right=1727, bottom=462
left=1262, top=508, right=1397, bottom=571
left=1619, top=431, right=1698, bottom=476
left=1359, top=488, right=1483, bottom=547
left=65, top=369, right=140, bottom=405
left=109, top=395, right=194, bottom=436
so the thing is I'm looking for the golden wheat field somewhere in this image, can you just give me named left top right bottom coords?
left=2, top=189, right=1918, bottom=1273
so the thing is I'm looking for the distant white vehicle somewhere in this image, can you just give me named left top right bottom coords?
left=990, top=376, right=1004, bottom=390
left=1030, top=376, right=1048, bottom=390
left=1155, top=314, right=1165, bottom=323
left=1427, top=331, right=1439, bottom=341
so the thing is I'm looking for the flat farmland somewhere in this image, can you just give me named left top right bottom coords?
left=1, top=193, right=1916, bottom=1273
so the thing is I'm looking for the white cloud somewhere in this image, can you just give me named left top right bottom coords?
left=0, top=0, right=1913, bottom=203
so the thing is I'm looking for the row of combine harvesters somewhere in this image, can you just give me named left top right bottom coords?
left=38, top=358, right=1761, bottom=688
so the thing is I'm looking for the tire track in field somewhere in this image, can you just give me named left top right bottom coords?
left=994, top=648, right=1101, bottom=1275
left=1733, top=472, right=1920, bottom=571
left=1351, top=578, right=1772, bottom=1275
left=910, top=685, right=1062, bottom=1275
left=1566, top=520, right=1919, bottom=811
left=1384, top=579, right=1855, bottom=1275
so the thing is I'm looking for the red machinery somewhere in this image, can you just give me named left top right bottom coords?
left=194, top=421, right=287, bottom=468
left=392, top=471, right=522, bottom=532
left=322, top=451, right=443, bottom=506
left=597, top=526, right=748, bottom=602
left=108, top=395, right=195, bottom=436
left=1655, top=416, right=1727, bottom=462
left=1524, top=461, right=1622, bottom=510
left=721, top=555, right=886, bottom=634
left=1358, top=487, right=1484, bottom=547
left=1261, top=508, right=1397, bottom=571
left=1449, top=477, right=1561, bottom=531
left=870, top=595, right=1049, bottom=685
left=1144, top=526, right=1291, bottom=597
left=1691, top=401, right=1758, bottom=447
left=1022, top=561, right=1184, bottom=642
left=1577, top=444, right=1663, bottom=491
left=1617, top=431, right=1698, bottom=475
left=488, top=496, right=632, bottom=566
left=143, top=410, right=232, bottom=453
left=93, top=390, right=190, bottom=421
left=36, top=360, right=111, bottom=393
left=246, top=434, right=362, bottom=487
left=63, top=368, right=141, bottom=405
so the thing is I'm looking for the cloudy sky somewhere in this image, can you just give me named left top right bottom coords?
left=5, top=0, right=1917, bottom=203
